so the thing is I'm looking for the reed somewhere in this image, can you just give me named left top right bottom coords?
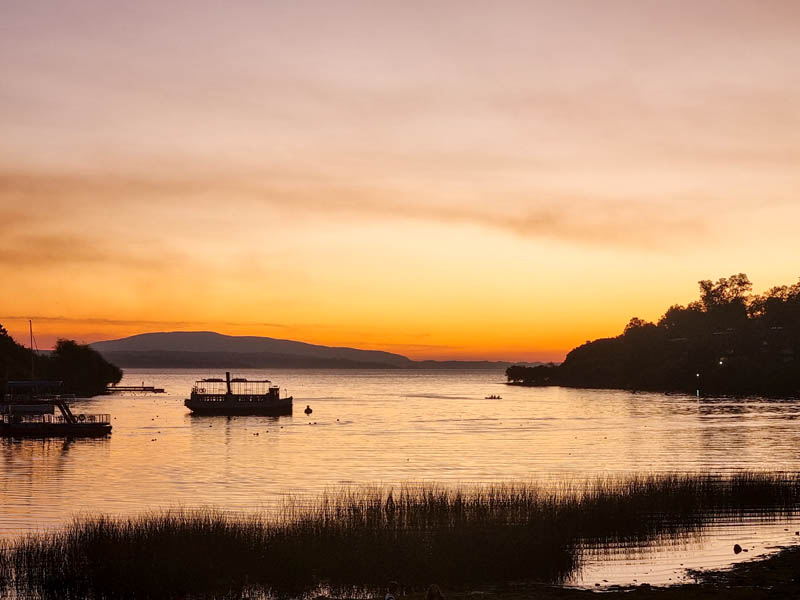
left=3, top=472, right=800, bottom=599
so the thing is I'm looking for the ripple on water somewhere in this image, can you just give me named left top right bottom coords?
left=3, top=368, right=800, bottom=584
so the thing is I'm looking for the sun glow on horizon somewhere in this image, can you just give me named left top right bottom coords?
left=2, top=1, right=800, bottom=361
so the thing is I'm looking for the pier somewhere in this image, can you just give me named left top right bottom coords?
left=105, top=385, right=165, bottom=394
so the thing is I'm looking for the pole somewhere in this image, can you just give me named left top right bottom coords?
left=30, top=320, right=34, bottom=381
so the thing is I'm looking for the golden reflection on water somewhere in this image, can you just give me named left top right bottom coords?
left=3, top=368, right=800, bottom=585
left=571, top=514, right=800, bottom=587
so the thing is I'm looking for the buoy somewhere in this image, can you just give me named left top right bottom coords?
left=304, top=405, right=312, bottom=416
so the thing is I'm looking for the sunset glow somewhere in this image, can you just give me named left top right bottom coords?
left=2, top=1, right=800, bottom=360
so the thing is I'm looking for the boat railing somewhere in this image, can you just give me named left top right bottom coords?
left=191, top=393, right=229, bottom=402
left=2, top=413, right=111, bottom=425
left=192, top=385, right=278, bottom=396
left=2, top=393, right=78, bottom=404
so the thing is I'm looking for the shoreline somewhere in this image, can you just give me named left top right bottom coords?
left=4, top=475, right=800, bottom=599
left=4, top=547, right=798, bottom=599
left=403, top=545, right=800, bottom=599
left=505, top=380, right=800, bottom=399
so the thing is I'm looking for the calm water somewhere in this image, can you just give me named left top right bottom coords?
left=3, top=368, right=800, bottom=587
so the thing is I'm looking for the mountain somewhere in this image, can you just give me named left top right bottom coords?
left=91, top=331, right=524, bottom=369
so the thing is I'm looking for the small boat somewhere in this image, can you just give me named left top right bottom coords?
left=1, top=381, right=112, bottom=438
left=184, top=372, right=293, bottom=416
left=484, top=394, right=503, bottom=400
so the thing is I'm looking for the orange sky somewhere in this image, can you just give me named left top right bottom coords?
left=2, top=1, right=800, bottom=361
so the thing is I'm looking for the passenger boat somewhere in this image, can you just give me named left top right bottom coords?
left=1, top=381, right=112, bottom=437
left=184, top=372, right=293, bottom=416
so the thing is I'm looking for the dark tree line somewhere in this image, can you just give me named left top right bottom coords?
left=507, top=274, right=800, bottom=396
left=0, top=323, right=122, bottom=396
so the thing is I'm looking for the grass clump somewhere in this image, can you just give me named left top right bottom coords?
left=4, top=473, right=800, bottom=599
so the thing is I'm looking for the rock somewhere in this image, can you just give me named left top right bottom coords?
left=734, top=544, right=743, bottom=554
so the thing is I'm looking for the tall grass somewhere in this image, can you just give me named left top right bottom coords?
left=3, top=473, right=800, bottom=599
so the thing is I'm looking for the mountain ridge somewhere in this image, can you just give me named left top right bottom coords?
left=91, top=331, right=534, bottom=369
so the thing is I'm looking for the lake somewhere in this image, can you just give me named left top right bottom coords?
left=3, top=368, right=800, bottom=587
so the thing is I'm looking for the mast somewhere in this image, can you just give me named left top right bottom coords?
left=29, top=320, right=34, bottom=381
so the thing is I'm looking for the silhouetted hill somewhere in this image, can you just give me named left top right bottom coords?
left=92, top=331, right=412, bottom=368
left=506, top=274, right=800, bottom=396
left=91, top=331, right=530, bottom=369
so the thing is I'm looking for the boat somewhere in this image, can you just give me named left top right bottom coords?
left=184, top=372, right=293, bottom=416
left=1, top=381, right=112, bottom=437
left=0, top=321, right=112, bottom=437
left=484, top=394, right=502, bottom=399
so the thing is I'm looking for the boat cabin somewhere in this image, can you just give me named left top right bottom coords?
left=191, top=372, right=281, bottom=402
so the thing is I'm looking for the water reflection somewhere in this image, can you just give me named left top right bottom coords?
left=1, top=435, right=108, bottom=467
left=571, top=511, right=800, bottom=587
left=3, top=369, right=800, bottom=585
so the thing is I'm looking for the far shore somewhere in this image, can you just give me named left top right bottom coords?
left=505, top=379, right=800, bottom=399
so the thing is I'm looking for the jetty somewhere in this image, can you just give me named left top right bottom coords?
left=105, top=384, right=165, bottom=394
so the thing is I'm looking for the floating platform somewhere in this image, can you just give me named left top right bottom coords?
left=106, top=385, right=165, bottom=393
left=1, top=394, right=112, bottom=438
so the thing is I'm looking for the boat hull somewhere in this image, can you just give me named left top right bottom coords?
left=184, top=396, right=293, bottom=416
left=0, top=423, right=112, bottom=437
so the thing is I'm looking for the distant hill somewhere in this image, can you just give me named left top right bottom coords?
left=506, top=273, right=800, bottom=396
left=91, top=331, right=528, bottom=369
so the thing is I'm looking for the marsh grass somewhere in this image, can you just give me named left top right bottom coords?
left=3, top=473, right=800, bottom=599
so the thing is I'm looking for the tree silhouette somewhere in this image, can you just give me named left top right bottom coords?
left=0, top=324, right=122, bottom=396
left=507, top=274, right=800, bottom=396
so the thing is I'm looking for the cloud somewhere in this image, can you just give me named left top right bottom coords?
left=317, top=193, right=708, bottom=250
left=0, top=167, right=717, bottom=255
left=0, top=230, right=169, bottom=269
left=0, top=315, right=289, bottom=330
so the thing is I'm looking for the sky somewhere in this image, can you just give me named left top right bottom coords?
left=1, top=0, right=799, bottom=361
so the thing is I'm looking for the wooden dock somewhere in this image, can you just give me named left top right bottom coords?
left=105, top=385, right=165, bottom=394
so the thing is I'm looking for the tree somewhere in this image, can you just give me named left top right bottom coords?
left=698, top=273, right=752, bottom=311
left=507, top=273, right=800, bottom=395
left=50, top=339, right=123, bottom=396
left=624, top=317, right=655, bottom=335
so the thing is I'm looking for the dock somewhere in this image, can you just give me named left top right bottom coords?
left=105, top=385, right=165, bottom=394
